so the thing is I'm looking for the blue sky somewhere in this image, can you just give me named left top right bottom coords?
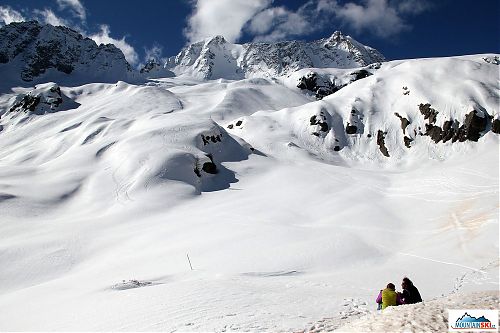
left=0, top=0, right=498, bottom=67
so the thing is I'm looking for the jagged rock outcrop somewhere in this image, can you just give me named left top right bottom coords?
left=310, top=111, right=330, bottom=137
left=377, top=130, right=390, bottom=157
left=165, top=31, right=385, bottom=80
left=296, top=68, right=375, bottom=99
left=139, top=58, right=174, bottom=79
left=418, top=103, right=491, bottom=144
left=492, top=119, right=500, bottom=133
left=0, top=21, right=132, bottom=83
left=8, top=83, right=79, bottom=115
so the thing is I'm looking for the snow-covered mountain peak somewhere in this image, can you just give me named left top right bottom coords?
left=204, top=35, right=228, bottom=46
left=165, top=32, right=386, bottom=80
left=328, top=30, right=345, bottom=41
left=0, top=21, right=133, bottom=86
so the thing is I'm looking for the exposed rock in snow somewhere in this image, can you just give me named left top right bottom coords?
left=7, top=83, right=79, bottom=115
left=482, top=55, right=499, bottom=65
left=492, top=118, right=500, bottom=133
left=296, top=68, right=376, bottom=100
left=165, top=31, right=385, bottom=80
left=139, top=59, right=174, bottom=79
left=376, top=130, right=390, bottom=157
left=231, top=55, right=499, bottom=161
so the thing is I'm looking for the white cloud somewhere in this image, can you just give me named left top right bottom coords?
left=250, top=7, right=310, bottom=42
left=185, top=0, right=271, bottom=43
left=248, top=7, right=289, bottom=35
left=397, top=0, right=431, bottom=15
left=144, top=44, right=165, bottom=62
left=90, top=25, right=139, bottom=65
left=0, top=6, right=25, bottom=25
left=248, top=0, right=334, bottom=42
left=33, top=8, right=72, bottom=27
left=56, top=0, right=86, bottom=21
left=185, top=0, right=432, bottom=43
left=335, top=0, right=408, bottom=38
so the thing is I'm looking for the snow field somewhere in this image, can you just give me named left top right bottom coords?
left=0, top=54, right=498, bottom=331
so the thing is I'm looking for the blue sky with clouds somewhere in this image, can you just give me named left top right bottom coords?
left=0, top=0, right=498, bottom=67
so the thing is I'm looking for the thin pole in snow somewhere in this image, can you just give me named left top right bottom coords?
left=187, top=253, right=193, bottom=270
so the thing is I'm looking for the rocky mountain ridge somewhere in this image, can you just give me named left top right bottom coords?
left=165, top=31, right=385, bottom=79
left=0, top=21, right=132, bottom=85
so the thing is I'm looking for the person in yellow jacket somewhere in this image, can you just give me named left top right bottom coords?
left=375, top=283, right=404, bottom=310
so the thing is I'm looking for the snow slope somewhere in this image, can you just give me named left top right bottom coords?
left=0, top=52, right=498, bottom=331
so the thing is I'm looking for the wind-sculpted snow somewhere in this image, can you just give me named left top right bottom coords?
left=0, top=54, right=498, bottom=332
left=165, top=31, right=385, bottom=80
left=0, top=81, right=254, bottom=216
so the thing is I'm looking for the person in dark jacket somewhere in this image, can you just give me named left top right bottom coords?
left=400, top=277, right=422, bottom=304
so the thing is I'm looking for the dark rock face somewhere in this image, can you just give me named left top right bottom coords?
left=310, top=112, right=329, bottom=136
left=403, top=136, right=413, bottom=148
left=346, top=108, right=363, bottom=135
left=492, top=119, right=500, bottom=134
left=482, top=56, right=500, bottom=65
left=351, top=69, right=371, bottom=80
left=10, top=94, right=41, bottom=113
left=394, top=113, right=410, bottom=134
left=345, top=124, right=357, bottom=134
left=297, top=72, right=338, bottom=99
left=202, top=152, right=218, bottom=174
left=9, top=84, right=64, bottom=115
left=201, top=133, right=223, bottom=145
left=202, top=161, right=217, bottom=174
left=227, top=119, right=243, bottom=129
left=140, top=59, right=161, bottom=73
left=419, top=103, right=439, bottom=124
left=0, top=21, right=131, bottom=82
left=419, top=105, right=489, bottom=143
left=426, top=124, right=443, bottom=143
left=297, top=68, right=373, bottom=100
left=377, top=130, right=390, bottom=157
left=462, top=110, right=488, bottom=142
left=441, top=119, right=459, bottom=143
left=297, top=72, right=318, bottom=91
left=194, top=154, right=218, bottom=177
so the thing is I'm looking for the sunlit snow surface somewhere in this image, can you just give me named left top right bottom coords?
left=0, top=55, right=498, bottom=331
